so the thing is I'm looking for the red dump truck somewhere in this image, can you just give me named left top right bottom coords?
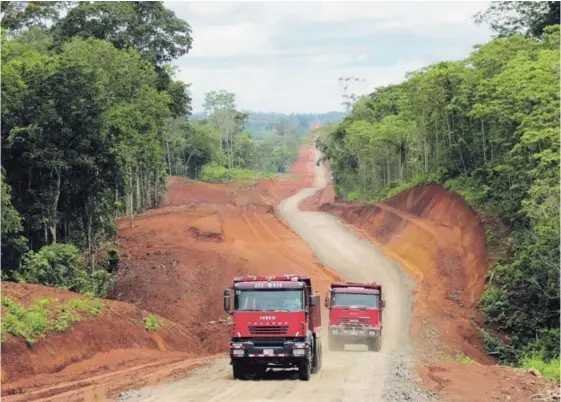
left=324, top=282, right=385, bottom=351
left=223, top=274, right=322, bottom=380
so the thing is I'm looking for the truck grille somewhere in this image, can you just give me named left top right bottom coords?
left=248, top=325, right=289, bottom=335
left=252, top=338, right=285, bottom=347
left=339, top=317, right=370, bottom=324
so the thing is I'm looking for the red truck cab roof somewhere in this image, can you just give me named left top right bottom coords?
left=234, top=274, right=312, bottom=287
left=332, top=287, right=379, bottom=294
left=330, top=282, right=382, bottom=293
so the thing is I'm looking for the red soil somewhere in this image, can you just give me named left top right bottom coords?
left=2, top=143, right=555, bottom=401
left=111, top=146, right=341, bottom=357
left=316, top=183, right=558, bottom=399
left=1, top=282, right=200, bottom=399
left=1, top=145, right=342, bottom=400
left=418, top=360, right=555, bottom=402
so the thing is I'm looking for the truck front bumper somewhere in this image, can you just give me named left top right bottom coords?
left=229, top=339, right=310, bottom=365
left=329, top=325, right=381, bottom=341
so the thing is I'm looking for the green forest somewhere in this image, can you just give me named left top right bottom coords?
left=1, top=0, right=559, bottom=377
left=317, top=2, right=560, bottom=369
left=191, top=111, right=348, bottom=137
left=1, top=2, right=303, bottom=295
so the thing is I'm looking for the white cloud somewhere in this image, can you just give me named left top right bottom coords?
left=189, top=22, right=273, bottom=58
left=165, top=1, right=494, bottom=113
left=178, top=59, right=427, bottom=114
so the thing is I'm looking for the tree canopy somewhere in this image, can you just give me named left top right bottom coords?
left=1, top=1, right=302, bottom=296
left=318, top=21, right=560, bottom=365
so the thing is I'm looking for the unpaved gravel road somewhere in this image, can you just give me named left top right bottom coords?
left=118, top=149, right=434, bottom=402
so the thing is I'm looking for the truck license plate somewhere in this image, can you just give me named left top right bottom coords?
left=263, top=349, right=273, bottom=355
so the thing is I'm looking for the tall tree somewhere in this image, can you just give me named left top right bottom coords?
left=474, top=1, right=560, bottom=38
left=203, top=90, right=248, bottom=176
left=50, top=1, right=193, bottom=117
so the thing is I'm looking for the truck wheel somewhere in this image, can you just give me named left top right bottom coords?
left=232, top=362, right=245, bottom=380
left=311, top=339, right=322, bottom=374
left=368, top=338, right=381, bottom=352
left=299, top=352, right=312, bottom=381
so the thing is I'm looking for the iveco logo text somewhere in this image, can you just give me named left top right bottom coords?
left=260, top=316, right=276, bottom=320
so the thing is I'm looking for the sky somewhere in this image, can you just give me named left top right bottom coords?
left=164, top=1, right=494, bottom=114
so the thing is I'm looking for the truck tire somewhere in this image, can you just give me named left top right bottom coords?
left=368, top=337, right=381, bottom=352
left=299, top=352, right=312, bottom=381
left=312, top=338, right=322, bottom=374
left=232, top=361, right=245, bottom=380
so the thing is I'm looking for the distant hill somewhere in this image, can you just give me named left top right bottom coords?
left=190, top=111, right=348, bottom=136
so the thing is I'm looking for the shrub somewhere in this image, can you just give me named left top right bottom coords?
left=143, top=313, right=162, bottom=331
left=17, top=243, right=115, bottom=298
left=18, top=244, right=83, bottom=291
left=199, top=163, right=277, bottom=183
left=521, top=353, right=560, bottom=382
left=1, top=296, right=105, bottom=344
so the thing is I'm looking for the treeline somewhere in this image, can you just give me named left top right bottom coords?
left=191, top=111, right=348, bottom=136
left=0, top=2, right=300, bottom=296
left=317, top=3, right=560, bottom=367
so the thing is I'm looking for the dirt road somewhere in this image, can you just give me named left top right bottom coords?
left=117, top=148, right=430, bottom=402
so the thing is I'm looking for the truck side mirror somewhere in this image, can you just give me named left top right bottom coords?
left=310, top=294, right=318, bottom=307
left=381, top=300, right=386, bottom=308
left=223, top=289, right=232, bottom=314
left=324, top=295, right=330, bottom=308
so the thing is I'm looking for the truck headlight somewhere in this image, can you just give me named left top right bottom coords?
left=232, top=349, right=245, bottom=356
left=293, top=349, right=306, bottom=356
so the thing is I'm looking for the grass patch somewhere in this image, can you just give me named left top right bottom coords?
left=456, top=353, right=475, bottom=364
left=143, top=313, right=162, bottom=331
left=1, top=296, right=104, bottom=344
left=521, top=353, right=560, bottom=383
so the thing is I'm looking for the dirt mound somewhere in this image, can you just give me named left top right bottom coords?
left=320, top=184, right=490, bottom=363
left=1, top=282, right=199, bottom=398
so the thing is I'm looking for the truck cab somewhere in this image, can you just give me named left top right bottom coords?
left=324, top=282, right=385, bottom=352
left=223, top=274, right=322, bottom=381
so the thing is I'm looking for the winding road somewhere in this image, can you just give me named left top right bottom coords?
left=120, top=148, right=423, bottom=402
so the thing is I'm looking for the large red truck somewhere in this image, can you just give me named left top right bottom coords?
left=324, top=282, right=385, bottom=351
left=223, top=274, right=322, bottom=380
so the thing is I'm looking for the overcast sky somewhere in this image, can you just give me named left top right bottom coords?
left=164, top=1, right=493, bottom=114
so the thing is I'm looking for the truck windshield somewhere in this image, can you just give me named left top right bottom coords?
left=332, top=292, right=379, bottom=309
left=234, top=289, right=304, bottom=312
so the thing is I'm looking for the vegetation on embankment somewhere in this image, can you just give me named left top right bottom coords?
left=1, top=295, right=104, bottom=344
left=1, top=2, right=308, bottom=297
left=0, top=282, right=194, bottom=386
left=317, top=3, right=560, bottom=371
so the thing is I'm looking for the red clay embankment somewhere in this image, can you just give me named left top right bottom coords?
left=1, top=282, right=201, bottom=399
left=319, top=184, right=491, bottom=363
